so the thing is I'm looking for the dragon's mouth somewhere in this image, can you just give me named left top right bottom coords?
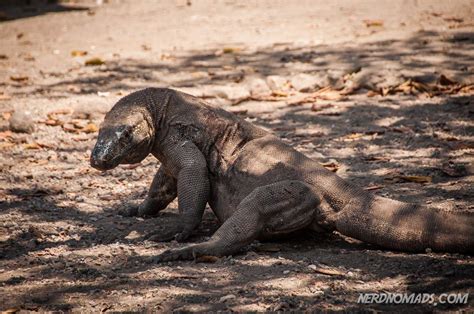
left=90, top=138, right=149, bottom=171
left=90, top=153, right=121, bottom=170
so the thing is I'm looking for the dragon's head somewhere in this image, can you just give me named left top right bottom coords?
left=90, top=99, right=155, bottom=171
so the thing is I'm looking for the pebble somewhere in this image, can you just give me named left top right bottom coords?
left=219, top=294, right=236, bottom=302
left=266, top=75, right=289, bottom=91
left=125, top=230, right=140, bottom=240
left=204, top=85, right=250, bottom=100
left=9, top=110, right=35, bottom=133
left=290, top=73, right=324, bottom=92
left=273, top=302, right=290, bottom=311
left=247, top=77, right=271, bottom=96
left=308, top=264, right=318, bottom=271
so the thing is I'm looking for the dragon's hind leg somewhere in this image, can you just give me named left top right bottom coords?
left=152, top=180, right=320, bottom=262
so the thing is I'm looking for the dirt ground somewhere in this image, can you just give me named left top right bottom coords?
left=0, top=0, right=473, bottom=312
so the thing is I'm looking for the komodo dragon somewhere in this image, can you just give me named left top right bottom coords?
left=90, top=88, right=473, bottom=262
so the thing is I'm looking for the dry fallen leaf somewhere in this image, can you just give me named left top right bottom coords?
left=365, top=185, right=384, bottom=191
left=43, top=109, right=73, bottom=127
left=321, top=161, right=339, bottom=172
left=48, top=109, right=73, bottom=116
left=381, top=76, right=472, bottom=97
left=72, top=136, right=90, bottom=142
left=24, top=142, right=42, bottom=150
left=363, top=19, right=384, bottom=27
left=317, top=88, right=347, bottom=101
left=397, top=175, right=432, bottom=184
left=222, top=47, right=241, bottom=54
left=309, top=264, right=346, bottom=276
left=366, top=90, right=380, bottom=97
left=398, top=79, right=430, bottom=94
left=271, top=90, right=289, bottom=97
left=62, top=123, right=78, bottom=133
left=44, top=119, right=63, bottom=126
left=255, top=243, right=281, bottom=252
left=81, top=123, right=99, bottom=133
left=85, top=57, right=105, bottom=66
left=10, top=75, right=29, bottom=82
left=344, top=133, right=364, bottom=140
left=195, top=255, right=220, bottom=263
left=443, top=16, right=463, bottom=23
left=71, top=50, right=88, bottom=57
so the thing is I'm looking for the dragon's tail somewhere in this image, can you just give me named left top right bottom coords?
left=333, top=196, right=473, bottom=254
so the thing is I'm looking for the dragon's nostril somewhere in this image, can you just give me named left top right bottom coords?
left=90, top=146, right=108, bottom=168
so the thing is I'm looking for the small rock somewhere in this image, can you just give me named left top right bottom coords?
left=308, top=264, right=318, bottom=271
left=283, top=270, right=290, bottom=275
left=266, top=75, right=289, bottom=91
left=9, top=110, right=35, bottom=133
left=204, top=85, right=250, bottom=100
left=97, top=91, right=110, bottom=97
left=125, top=230, right=140, bottom=240
left=219, top=294, right=236, bottom=303
left=247, top=77, right=271, bottom=96
left=290, top=73, right=322, bottom=92
left=273, top=302, right=290, bottom=311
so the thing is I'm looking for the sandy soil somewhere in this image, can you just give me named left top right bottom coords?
left=0, top=0, right=473, bottom=312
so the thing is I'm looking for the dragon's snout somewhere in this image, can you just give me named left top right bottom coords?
left=90, top=141, right=118, bottom=170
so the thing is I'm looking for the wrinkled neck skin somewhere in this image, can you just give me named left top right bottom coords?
left=90, top=88, right=165, bottom=171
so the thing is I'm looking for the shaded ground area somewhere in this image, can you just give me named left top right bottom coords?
left=0, top=0, right=89, bottom=21
left=0, top=0, right=473, bottom=312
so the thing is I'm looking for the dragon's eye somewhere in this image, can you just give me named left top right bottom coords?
left=122, top=129, right=132, bottom=139
left=117, top=126, right=133, bottom=142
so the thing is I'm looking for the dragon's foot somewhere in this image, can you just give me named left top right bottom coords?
left=118, top=202, right=140, bottom=217
left=146, top=229, right=179, bottom=242
left=118, top=199, right=162, bottom=218
left=151, top=246, right=195, bottom=263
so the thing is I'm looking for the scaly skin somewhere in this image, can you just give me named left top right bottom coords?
left=90, top=88, right=474, bottom=262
